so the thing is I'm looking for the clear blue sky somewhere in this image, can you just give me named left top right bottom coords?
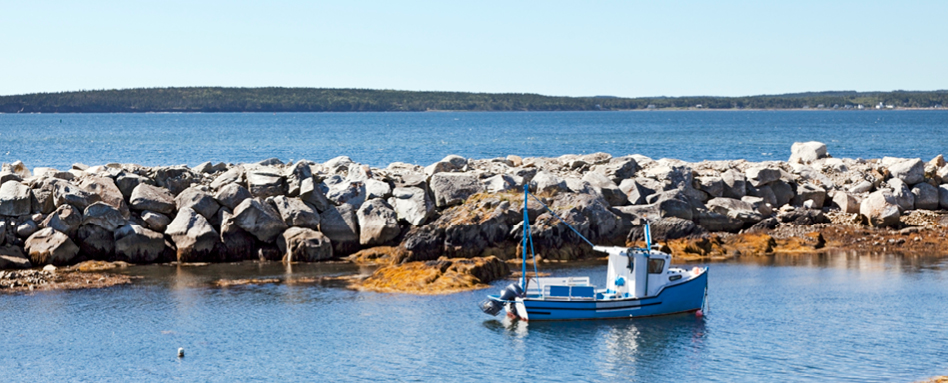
left=2, top=0, right=946, bottom=97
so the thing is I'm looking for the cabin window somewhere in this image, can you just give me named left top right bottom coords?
left=647, top=259, right=665, bottom=274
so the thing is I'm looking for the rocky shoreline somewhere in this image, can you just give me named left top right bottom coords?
left=1, top=141, right=947, bottom=292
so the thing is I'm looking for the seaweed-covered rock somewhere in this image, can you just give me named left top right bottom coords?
left=25, top=228, right=79, bottom=266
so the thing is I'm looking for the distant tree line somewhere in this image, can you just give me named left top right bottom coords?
left=1, top=87, right=946, bottom=113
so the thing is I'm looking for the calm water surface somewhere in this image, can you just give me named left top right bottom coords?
left=1, top=254, right=947, bottom=382
left=1, top=110, right=946, bottom=169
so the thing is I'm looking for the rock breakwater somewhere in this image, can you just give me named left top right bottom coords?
left=1, top=141, right=947, bottom=275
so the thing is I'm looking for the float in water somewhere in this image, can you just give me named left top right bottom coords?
left=480, top=185, right=708, bottom=321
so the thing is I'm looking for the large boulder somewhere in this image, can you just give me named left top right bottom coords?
left=356, top=199, right=400, bottom=246
left=326, top=181, right=367, bottom=208
left=771, top=180, right=795, bottom=207
left=270, top=196, right=320, bottom=229
left=939, top=185, right=948, bottom=210
left=232, top=198, right=288, bottom=243
left=166, top=207, right=220, bottom=262
left=54, top=183, right=100, bottom=211
left=279, top=227, right=333, bottom=263
left=695, top=208, right=744, bottom=232
left=745, top=167, right=781, bottom=187
left=78, top=175, right=129, bottom=218
left=284, top=161, right=313, bottom=197
left=430, top=173, right=483, bottom=208
left=389, top=187, right=434, bottom=226
left=832, top=191, right=860, bottom=214
left=887, top=158, right=925, bottom=185
left=860, top=190, right=901, bottom=227
left=129, top=184, right=176, bottom=215
left=644, top=164, right=693, bottom=191
left=706, top=197, right=762, bottom=224
left=214, top=183, right=252, bottom=211
left=210, top=167, right=243, bottom=190
left=794, top=183, right=826, bottom=209
left=619, top=178, right=660, bottom=205
left=82, top=202, right=127, bottom=232
left=695, top=176, right=724, bottom=199
left=175, top=187, right=220, bottom=220
left=482, top=174, right=519, bottom=194
left=219, top=209, right=257, bottom=261
left=76, top=224, right=114, bottom=260
left=245, top=167, right=286, bottom=198
left=42, top=204, right=83, bottom=237
left=789, top=141, right=828, bottom=164
left=628, top=217, right=705, bottom=241
left=115, top=172, right=154, bottom=199
left=530, top=171, right=568, bottom=195
left=911, top=182, right=939, bottom=210
left=319, top=204, right=360, bottom=255
left=365, top=179, right=393, bottom=200
left=721, top=169, right=747, bottom=199
left=592, top=156, right=638, bottom=183
left=25, top=228, right=79, bottom=266
left=153, top=166, right=199, bottom=195
left=0, top=245, right=31, bottom=269
left=114, top=224, right=167, bottom=263
left=141, top=211, right=171, bottom=232
left=582, top=171, right=627, bottom=206
left=887, top=179, right=915, bottom=212
left=299, top=178, right=332, bottom=212
left=0, top=181, right=33, bottom=216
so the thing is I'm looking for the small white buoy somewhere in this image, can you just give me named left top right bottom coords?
left=177, top=348, right=185, bottom=358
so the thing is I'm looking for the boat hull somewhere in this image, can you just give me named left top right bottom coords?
left=515, top=271, right=707, bottom=321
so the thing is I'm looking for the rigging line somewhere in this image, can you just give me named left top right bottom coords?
left=527, top=219, right=540, bottom=292
left=527, top=192, right=595, bottom=248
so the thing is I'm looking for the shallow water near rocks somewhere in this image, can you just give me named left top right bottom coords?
left=1, top=254, right=947, bottom=381
left=2, top=110, right=946, bottom=169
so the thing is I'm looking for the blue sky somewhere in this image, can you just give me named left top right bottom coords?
left=2, top=0, right=945, bottom=97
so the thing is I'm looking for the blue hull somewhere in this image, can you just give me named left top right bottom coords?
left=519, top=271, right=707, bottom=321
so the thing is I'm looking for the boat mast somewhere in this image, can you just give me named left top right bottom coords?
left=521, top=184, right=529, bottom=288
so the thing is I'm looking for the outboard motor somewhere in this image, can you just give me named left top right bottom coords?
left=479, top=283, right=524, bottom=316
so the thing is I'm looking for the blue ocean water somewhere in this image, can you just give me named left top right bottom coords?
left=1, top=110, right=946, bottom=170
left=1, top=254, right=947, bottom=382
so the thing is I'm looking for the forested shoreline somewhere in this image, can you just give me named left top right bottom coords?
left=1, top=87, right=946, bottom=113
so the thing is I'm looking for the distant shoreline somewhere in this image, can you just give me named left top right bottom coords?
left=1, top=107, right=945, bottom=115
left=1, top=87, right=946, bottom=113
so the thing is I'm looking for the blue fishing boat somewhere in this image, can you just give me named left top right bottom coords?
left=480, top=185, right=708, bottom=321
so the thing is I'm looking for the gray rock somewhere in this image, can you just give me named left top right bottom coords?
left=794, top=183, right=826, bottom=209
left=789, top=141, right=828, bottom=164
left=424, top=161, right=454, bottom=178
left=936, top=166, right=948, bottom=184
left=582, top=172, right=627, bottom=206
left=389, top=187, right=434, bottom=226
left=356, top=199, right=400, bottom=246
left=141, top=211, right=171, bottom=233
left=246, top=167, right=287, bottom=198
left=628, top=217, right=705, bottom=241
left=300, top=178, right=332, bottom=212
left=741, top=196, right=773, bottom=216
left=747, top=184, right=778, bottom=207
left=365, top=179, right=393, bottom=200
left=232, top=198, right=288, bottom=243
left=214, top=183, right=252, bottom=211
left=721, top=169, right=747, bottom=199
left=430, top=173, right=483, bottom=208
left=326, top=181, right=366, bottom=208
left=114, top=224, right=167, bottom=263
left=129, top=184, right=176, bottom=215
left=860, top=190, right=901, bottom=227
left=887, top=158, right=925, bottom=185
left=25, top=228, right=79, bottom=266
left=166, top=207, right=220, bottom=262
left=257, top=157, right=284, bottom=166
left=745, top=167, right=781, bottom=187
left=0, top=171, right=22, bottom=184
left=483, top=174, right=520, bottom=194
left=153, top=166, right=198, bottom=195
left=887, top=178, right=915, bottom=212
left=175, top=187, right=220, bottom=220
left=695, top=208, right=744, bottom=232
left=76, top=224, right=114, bottom=260
left=531, top=171, right=568, bottom=194
left=31, top=182, right=57, bottom=214
left=82, top=202, right=127, bottom=232
left=832, top=191, right=860, bottom=214
left=849, top=180, right=873, bottom=194
left=219, top=209, right=256, bottom=261
left=270, top=196, right=320, bottom=229
left=645, top=165, right=694, bottom=191
left=78, top=175, right=129, bottom=218
left=54, top=182, right=100, bottom=211
left=707, top=197, right=762, bottom=224
left=592, top=156, right=638, bottom=183
left=0, top=246, right=31, bottom=269
left=911, top=182, right=939, bottom=210
left=619, top=178, right=660, bottom=205
left=506, top=167, right=538, bottom=185
left=42, top=204, right=82, bottom=237
left=284, top=161, right=313, bottom=197
left=0, top=181, right=33, bottom=216
left=210, top=167, right=243, bottom=190
left=319, top=204, right=360, bottom=255
left=15, top=220, right=38, bottom=238
left=115, top=172, right=154, bottom=199
left=279, top=227, right=333, bottom=263
left=940, top=185, right=948, bottom=210
left=695, top=176, right=724, bottom=198
left=771, top=180, right=795, bottom=207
